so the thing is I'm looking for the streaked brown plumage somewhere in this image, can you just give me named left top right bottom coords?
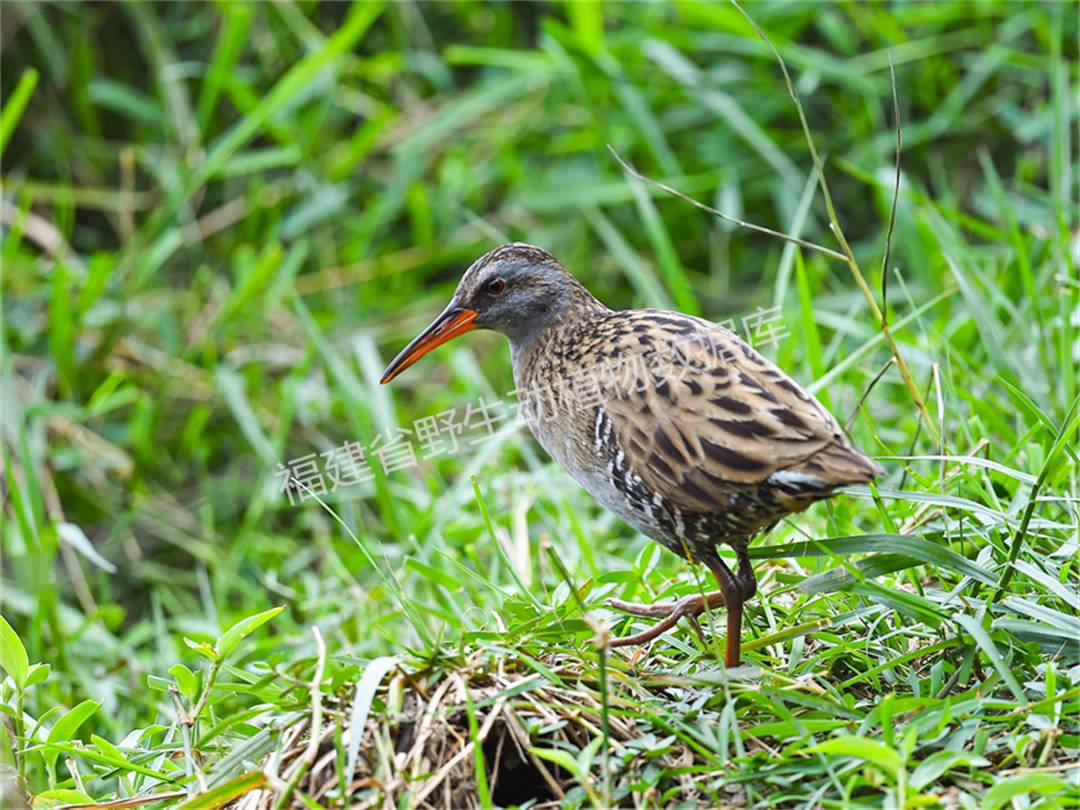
left=381, top=243, right=882, bottom=666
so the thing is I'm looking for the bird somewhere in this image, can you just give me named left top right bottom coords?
left=380, top=243, right=883, bottom=666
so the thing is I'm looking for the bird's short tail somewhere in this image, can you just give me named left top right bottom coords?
left=766, top=440, right=882, bottom=508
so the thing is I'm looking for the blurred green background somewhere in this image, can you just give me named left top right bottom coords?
left=2, top=2, right=1078, bottom=806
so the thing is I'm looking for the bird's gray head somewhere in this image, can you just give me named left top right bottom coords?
left=380, top=242, right=602, bottom=383
left=454, top=243, right=586, bottom=343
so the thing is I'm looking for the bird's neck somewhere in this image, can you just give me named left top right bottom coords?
left=508, top=283, right=609, bottom=369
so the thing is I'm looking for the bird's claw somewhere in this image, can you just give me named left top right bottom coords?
left=603, top=591, right=727, bottom=648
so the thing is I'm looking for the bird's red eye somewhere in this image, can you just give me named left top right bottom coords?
left=485, top=278, right=505, bottom=295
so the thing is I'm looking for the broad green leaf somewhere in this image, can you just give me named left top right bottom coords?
left=742, top=618, right=833, bottom=652
left=909, top=750, right=990, bottom=791
left=745, top=719, right=848, bottom=737
left=146, top=674, right=174, bottom=692
left=848, top=580, right=948, bottom=627
left=444, top=45, right=558, bottom=72
left=24, top=664, right=50, bottom=689
left=994, top=617, right=1080, bottom=655
left=982, top=772, right=1066, bottom=810
left=90, top=734, right=126, bottom=764
left=46, top=700, right=99, bottom=745
left=755, top=533, right=997, bottom=588
left=169, top=664, right=199, bottom=699
left=800, top=554, right=921, bottom=594
left=216, top=606, right=284, bottom=660
left=1001, top=595, right=1080, bottom=636
left=575, top=736, right=604, bottom=776
left=183, top=638, right=220, bottom=662
left=86, top=78, right=164, bottom=127
left=809, top=735, right=904, bottom=779
left=44, top=700, right=100, bottom=771
left=0, top=616, right=29, bottom=690
left=532, top=747, right=586, bottom=781
left=173, top=770, right=265, bottom=810
left=196, top=1, right=254, bottom=133
left=566, top=1, right=604, bottom=56
left=38, top=740, right=168, bottom=780
left=30, top=788, right=94, bottom=809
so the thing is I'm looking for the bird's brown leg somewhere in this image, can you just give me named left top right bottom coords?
left=605, top=550, right=754, bottom=656
left=604, top=553, right=750, bottom=663
left=734, top=544, right=757, bottom=601
left=704, top=557, right=743, bottom=667
left=605, top=590, right=726, bottom=648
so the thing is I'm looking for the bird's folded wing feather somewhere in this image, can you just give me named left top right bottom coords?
left=592, top=311, right=874, bottom=513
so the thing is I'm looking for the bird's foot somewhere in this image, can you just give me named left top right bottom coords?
left=604, top=590, right=726, bottom=648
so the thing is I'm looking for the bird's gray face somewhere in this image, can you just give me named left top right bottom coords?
left=454, top=246, right=568, bottom=340
left=380, top=243, right=570, bottom=383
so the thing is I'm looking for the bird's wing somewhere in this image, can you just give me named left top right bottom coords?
left=591, top=310, right=877, bottom=513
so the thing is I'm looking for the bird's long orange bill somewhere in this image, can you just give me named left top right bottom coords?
left=380, top=304, right=478, bottom=383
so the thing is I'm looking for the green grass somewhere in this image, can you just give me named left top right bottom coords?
left=2, top=2, right=1078, bottom=808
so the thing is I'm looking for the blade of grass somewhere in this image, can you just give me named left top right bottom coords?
left=472, top=477, right=538, bottom=606
left=0, top=68, right=39, bottom=160
left=196, top=3, right=254, bottom=135
left=953, top=612, right=1028, bottom=705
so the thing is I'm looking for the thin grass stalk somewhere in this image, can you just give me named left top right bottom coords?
left=472, top=476, right=537, bottom=604
left=272, top=626, right=327, bottom=810
left=597, top=642, right=611, bottom=808
left=168, top=686, right=198, bottom=795
left=731, top=0, right=940, bottom=446
left=15, top=690, right=26, bottom=787
left=606, top=147, right=846, bottom=263
left=462, top=678, right=492, bottom=810
left=881, top=55, right=902, bottom=323
left=992, top=393, right=1080, bottom=600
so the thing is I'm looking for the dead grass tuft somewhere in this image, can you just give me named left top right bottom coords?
left=238, top=648, right=744, bottom=809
